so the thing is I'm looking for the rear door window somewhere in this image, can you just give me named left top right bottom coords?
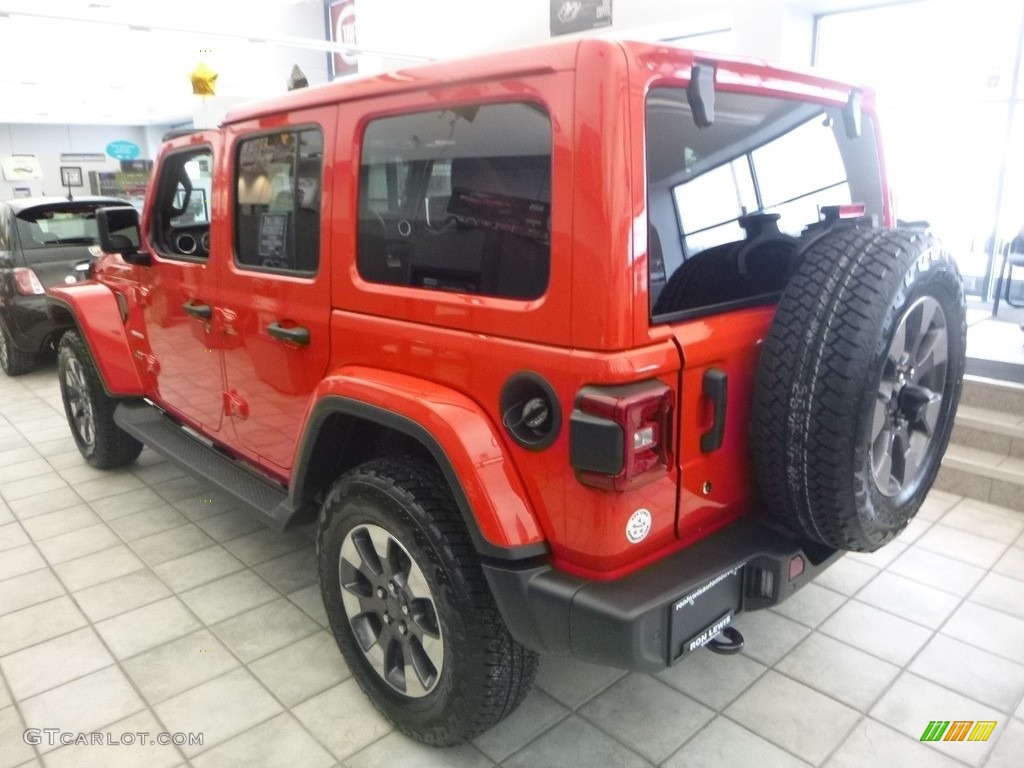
left=235, top=128, right=323, bottom=274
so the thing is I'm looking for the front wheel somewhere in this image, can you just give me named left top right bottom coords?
left=316, top=457, right=537, bottom=745
left=57, top=331, right=143, bottom=468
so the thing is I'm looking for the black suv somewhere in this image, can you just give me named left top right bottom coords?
left=0, top=196, right=131, bottom=375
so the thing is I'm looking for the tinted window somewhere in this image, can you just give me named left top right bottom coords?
left=235, top=129, right=322, bottom=273
left=646, top=87, right=883, bottom=317
left=358, top=102, right=552, bottom=300
left=14, top=204, right=106, bottom=250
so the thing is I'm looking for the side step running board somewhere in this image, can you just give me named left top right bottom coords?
left=114, top=401, right=296, bottom=531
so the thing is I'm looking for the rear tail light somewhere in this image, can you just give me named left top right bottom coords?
left=570, top=380, right=673, bottom=491
left=13, top=268, right=45, bottom=296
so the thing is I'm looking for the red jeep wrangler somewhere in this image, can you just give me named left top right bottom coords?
left=49, top=38, right=966, bottom=744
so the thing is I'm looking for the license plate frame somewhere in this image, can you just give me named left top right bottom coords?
left=669, top=564, right=744, bottom=661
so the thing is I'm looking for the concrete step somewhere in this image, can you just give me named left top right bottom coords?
left=934, top=444, right=1024, bottom=512
left=957, top=375, right=1024, bottom=414
left=951, top=404, right=1024, bottom=458
left=935, top=375, right=1024, bottom=511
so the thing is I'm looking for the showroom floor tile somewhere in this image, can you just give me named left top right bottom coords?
left=0, top=365, right=1022, bottom=768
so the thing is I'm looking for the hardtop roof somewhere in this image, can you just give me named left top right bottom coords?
left=222, top=38, right=870, bottom=127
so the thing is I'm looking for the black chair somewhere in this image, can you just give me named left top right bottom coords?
left=993, top=241, right=1024, bottom=313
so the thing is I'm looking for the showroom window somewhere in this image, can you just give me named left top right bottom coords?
left=235, top=128, right=323, bottom=273
left=816, top=0, right=1024, bottom=298
left=357, top=102, right=552, bottom=300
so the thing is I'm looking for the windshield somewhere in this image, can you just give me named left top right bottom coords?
left=15, top=205, right=106, bottom=249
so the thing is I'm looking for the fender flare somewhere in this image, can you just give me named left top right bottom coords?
left=293, top=368, right=549, bottom=561
left=47, top=284, right=144, bottom=396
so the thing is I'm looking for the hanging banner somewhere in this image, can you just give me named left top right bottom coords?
left=550, top=0, right=612, bottom=36
left=328, top=0, right=358, bottom=79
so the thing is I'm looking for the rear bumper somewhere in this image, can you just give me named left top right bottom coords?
left=482, top=517, right=840, bottom=672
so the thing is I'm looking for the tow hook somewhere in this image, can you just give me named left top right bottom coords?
left=706, top=626, right=745, bottom=655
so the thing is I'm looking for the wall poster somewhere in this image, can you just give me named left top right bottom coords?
left=550, top=0, right=612, bottom=36
left=1, top=155, right=42, bottom=181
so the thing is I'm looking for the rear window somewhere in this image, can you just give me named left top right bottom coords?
left=357, top=102, right=552, bottom=300
left=15, top=205, right=106, bottom=250
left=647, top=87, right=883, bottom=318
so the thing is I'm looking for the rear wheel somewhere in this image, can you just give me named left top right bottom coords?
left=317, top=456, right=537, bottom=745
left=752, top=228, right=966, bottom=551
left=57, top=331, right=143, bottom=468
left=0, top=321, right=35, bottom=376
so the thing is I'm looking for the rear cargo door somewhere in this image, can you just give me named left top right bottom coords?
left=644, top=83, right=886, bottom=540
left=667, top=310, right=775, bottom=539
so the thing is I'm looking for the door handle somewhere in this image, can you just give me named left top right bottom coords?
left=700, top=368, right=728, bottom=453
left=267, top=322, right=310, bottom=346
left=182, top=301, right=212, bottom=320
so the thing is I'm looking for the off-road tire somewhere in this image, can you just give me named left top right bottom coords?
left=316, top=456, right=538, bottom=745
left=57, top=331, right=143, bottom=468
left=0, top=320, right=36, bottom=376
left=751, top=227, right=966, bottom=552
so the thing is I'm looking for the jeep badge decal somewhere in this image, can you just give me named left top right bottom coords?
left=626, top=509, right=652, bottom=543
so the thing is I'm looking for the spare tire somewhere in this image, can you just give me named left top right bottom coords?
left=751, top=227, right=966, bottom=552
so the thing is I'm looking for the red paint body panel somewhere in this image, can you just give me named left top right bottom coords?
left=87, top=38, right=891, bottom=578
left=311, top=364, right=545, bottom=549
left=325, top=310, right=683, bottom=572
left=329, top=70, right=577, bottom=348
left=48, top=282, right=145, bottom=396
left=218, top=106, right=337, bottom=475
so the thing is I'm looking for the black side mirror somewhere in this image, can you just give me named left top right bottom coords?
left=687, top=62, right=716, bottom=128
left=97, top=206, right=150, bottom=266
left=843, top=90, right=863, bottom=139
